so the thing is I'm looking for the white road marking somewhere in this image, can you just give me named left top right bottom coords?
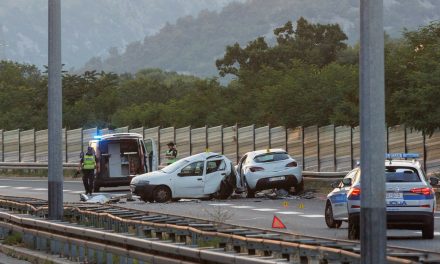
left=63, top=190, right=72, bottom=192
left=252, top=208, right=278, bottom=212
left=0, top=186, right=10, bottom=188
left=31, top=188, right=48, bottom=191
left=435, top=217, right=440, bottom=219
left=209, top=203, right=234, bottom=206
left=230, top=206, right=255, bottom=209
left=414, top=231, right=440, bottom=236
left=277, top=211, right=303, bottom=215
left=239, top=217, right=265, bottom=221
left=13, top=187, right=31, bottom=190
left=300, top=214, right=324, bottom=218
left=69, top=191, right=84, bottom=194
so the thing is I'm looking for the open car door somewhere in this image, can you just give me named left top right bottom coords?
left=143, top=138, right=158, bottom=172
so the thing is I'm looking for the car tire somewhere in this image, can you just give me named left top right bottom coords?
left=325, top=201, right=342, bottom=228
left=422, top=217, right=434, bottom=239
left=348, top=215, right=360, bottom=240
left=93, top=185, right=100, bottom=192
left=245, top=180, right=255, bottom=198
left=216, top=181, right=233, bottom=200
left=153, top=186, right=172, bottom=203
left=293, top=180, right=304, bottom=194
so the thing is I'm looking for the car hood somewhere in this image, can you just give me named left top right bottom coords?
left=131, top=171, right=169, bottom=185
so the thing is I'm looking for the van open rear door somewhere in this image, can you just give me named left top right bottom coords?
left=143, top=138, right=158, bottom=172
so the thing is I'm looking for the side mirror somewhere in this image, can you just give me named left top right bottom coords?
left=429, top=177, right=439, bottom=186
left=342, top=178, right=352, bottom=187
left=331, top=181, right=340, bottom=188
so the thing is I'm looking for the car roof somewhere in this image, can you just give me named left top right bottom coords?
left=183, top=152, right=226, bottom=162
left=100, top=133, right=143, bottom=140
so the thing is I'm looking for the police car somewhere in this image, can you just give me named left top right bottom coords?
left=325, top=153, right=439, bottom=240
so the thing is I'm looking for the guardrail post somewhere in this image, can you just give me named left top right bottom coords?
left=63, top=242, right=70, bottom=259
left=107, top=252, right=113, bottom=263
left=87, top=248, right=95, bottom=263
left=97, top=250, right=104, bottom=263
left=79, top=245, right=85, bottom=262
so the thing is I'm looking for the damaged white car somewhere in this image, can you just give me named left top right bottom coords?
left=130, top=152, right=236, bottom=203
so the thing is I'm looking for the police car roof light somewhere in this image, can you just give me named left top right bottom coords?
left=385, top=153, right=419, bottom=159
left=93, top=135, right=103, bottom=140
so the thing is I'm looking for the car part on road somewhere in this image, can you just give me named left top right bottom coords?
left=0, top=195, right=438, bottom=263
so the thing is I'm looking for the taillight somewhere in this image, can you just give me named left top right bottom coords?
left=410, top=187, right=432, bottom=196
left=348, top=187, right=361, bottom=198
left=286, top=161, right=298, bottom=167
left=249, top=166, right=264, bottom=172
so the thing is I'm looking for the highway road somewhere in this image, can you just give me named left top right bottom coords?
left=0, top=177, right=439, bottom=253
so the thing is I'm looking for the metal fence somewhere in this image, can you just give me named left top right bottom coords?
left=0, top=124, right=439, bottom=173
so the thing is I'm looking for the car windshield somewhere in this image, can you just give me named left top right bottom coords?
left=254, top=152, right=290, bottom=163
left=161, top=159, right=189, bottom=173
left=385, top=167, right=421, bottom=182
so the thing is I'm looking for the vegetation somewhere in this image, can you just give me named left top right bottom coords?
left=1, top=19, right=440, bottom=135
left=82, top=0, right=440, bottom=77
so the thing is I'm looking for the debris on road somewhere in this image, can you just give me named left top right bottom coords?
left=79, top=193, right=132, bottom=204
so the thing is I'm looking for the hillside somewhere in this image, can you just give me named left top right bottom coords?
left=82, top=0, right=440, bottom=77
left=0, top=0, right=237, bottom=69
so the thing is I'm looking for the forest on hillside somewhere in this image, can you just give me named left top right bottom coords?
left=82, top=0, right=440, bottom=77
left=1, top=19, right=440, bottom=135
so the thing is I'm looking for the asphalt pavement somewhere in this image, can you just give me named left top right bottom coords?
left=0, top=177, right=439, bottom=252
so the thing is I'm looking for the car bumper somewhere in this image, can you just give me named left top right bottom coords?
left=349, top=211, right=434, bottom=230
left=253, top=175, right=299, bottom=191
left=130, top=183, right=157, bottom=200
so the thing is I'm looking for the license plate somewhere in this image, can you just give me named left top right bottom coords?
left=269, top=176, right=285, bottom=182
left=386, top=192, right=403, bottom=199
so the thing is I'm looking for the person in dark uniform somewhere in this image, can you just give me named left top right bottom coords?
left=78, top=146, right=98, bottom=195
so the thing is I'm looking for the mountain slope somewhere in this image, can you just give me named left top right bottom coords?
left=0, top=0, right=236, bottom=68
left=83, top=0, right=440, bottom=77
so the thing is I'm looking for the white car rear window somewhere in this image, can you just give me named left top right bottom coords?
left=254, top=152, right=290, bottom=163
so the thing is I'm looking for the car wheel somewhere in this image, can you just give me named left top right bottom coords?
left=293, top=180, right=304, bottom=194
left=325, top=201, right=342, bottom=228
left=93, top=185, right=100, bottom=192
left=153, top=186, right=172, bottom=203
left=245, top=181, right=255, bottom=198
left=216, top=181, right=233, bottom=200
left=348, top=215, right=360, bottom=240
left=422, top=217, right=434, bottom=239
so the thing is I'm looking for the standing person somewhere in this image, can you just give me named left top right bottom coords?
left=165, top=142, right=178, bottom=165
left=78, top=146, right=98, bottom=195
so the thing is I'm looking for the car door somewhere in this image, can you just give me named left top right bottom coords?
left=172, top=161, right=205, bottom=198
left=236, top=155, right=248, bottom=190
left=143, top=138, right=158, bottom=172
left=203, top=159, right=227, bottom=194
left=333, top=169, right=358, bottom=218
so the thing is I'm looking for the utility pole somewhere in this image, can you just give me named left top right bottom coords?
left=360, top=0, right=386, bottom=263
left=48, top=0, right=63, bottom=220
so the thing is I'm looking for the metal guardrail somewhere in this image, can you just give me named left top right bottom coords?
left=1, top=195, right=438, bottom=263
left=0, top=162, right=348, bottom=178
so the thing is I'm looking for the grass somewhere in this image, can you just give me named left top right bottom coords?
left=2, top=232, right=23, bottom=246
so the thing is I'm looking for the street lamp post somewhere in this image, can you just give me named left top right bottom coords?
left=48, top=0, right=63, bottom=220
left=359, top=0, right=386, bottom=263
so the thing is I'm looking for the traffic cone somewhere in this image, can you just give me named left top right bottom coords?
left=272, top=215, right=286, bottom=229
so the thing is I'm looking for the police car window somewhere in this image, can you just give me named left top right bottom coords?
left=206, top=160, right=225, bottom=174
left=180, top=161, right=204, bottom=176
left=254, top=152, right=289, bottom=163
left=385, top=167, right=420, bottom=182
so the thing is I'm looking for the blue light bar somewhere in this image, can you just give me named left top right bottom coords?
left=93, top=135, right=102, bottom=140
left=386, top=153, right=419, bottom=159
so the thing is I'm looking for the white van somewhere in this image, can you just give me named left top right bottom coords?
left=89, top=133, right=158, bottom=192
